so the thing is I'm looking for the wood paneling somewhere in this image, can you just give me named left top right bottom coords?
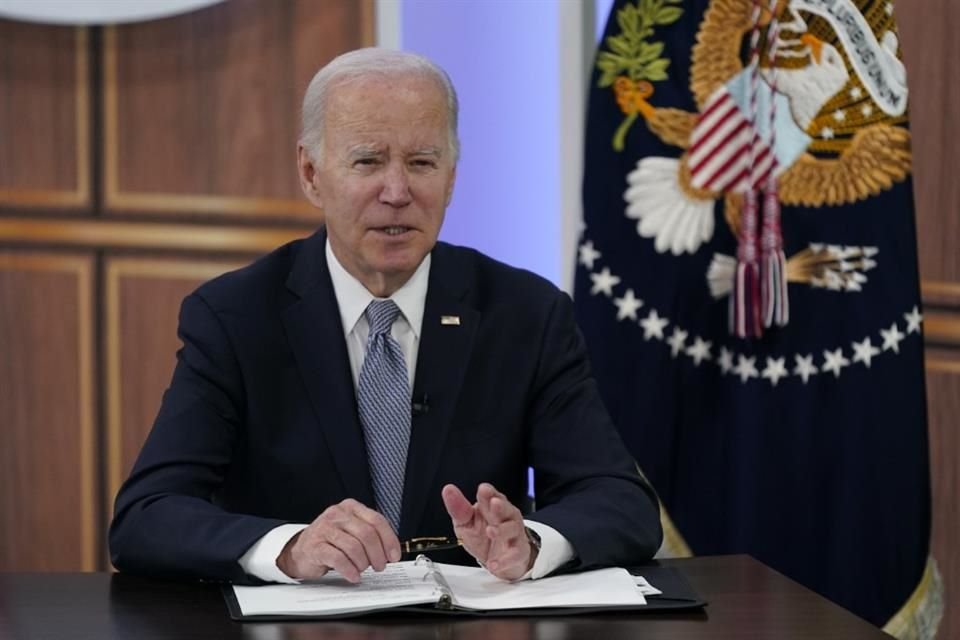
left=924, top=311, right=960, bottom=349
left=0, top=0, right=368, bottom=574
left=0, top=23, right=89, bottom=209
left=898, top=0, right=960, bottom=287
left=899, top=2, right=960, bottom=636
left=922, top=281, right=960, bottom=309
left=0, top=218, right=311, bottom=253
left=105, top=258, right=245, bottom=511
left=103, top=0, right=373, bottom=219
left=0, top=252, right=95, bottom=571
left=925, top=351, right=960, bottom=640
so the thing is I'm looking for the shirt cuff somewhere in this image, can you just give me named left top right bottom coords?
left=238, top=523, right=308, bottom=584
left=516, top=519, right=575, bottom=581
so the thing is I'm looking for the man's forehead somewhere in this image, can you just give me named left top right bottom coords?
left=323, top=75, right=449, bottom=140
left=325, top=107, right=448, bottom=141
left=327, top=73, right=445, bottom=109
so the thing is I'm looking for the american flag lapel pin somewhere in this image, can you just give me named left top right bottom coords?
left=440, top=315, right=461, bottom=326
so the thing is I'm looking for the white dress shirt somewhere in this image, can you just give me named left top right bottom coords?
left=239, top=240, right=573, bottom=582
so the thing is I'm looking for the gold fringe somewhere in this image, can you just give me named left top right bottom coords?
left=882, top=556, right=944, bottom=640
left=656, top=506, right=694, bottom=558
left=633, top=462, right=694, bottom=558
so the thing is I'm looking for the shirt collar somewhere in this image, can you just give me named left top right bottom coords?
left=325, top=238, right=429, bottom=339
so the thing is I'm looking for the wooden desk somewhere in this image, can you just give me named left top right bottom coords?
left=0, top=555, right=889, bottom=639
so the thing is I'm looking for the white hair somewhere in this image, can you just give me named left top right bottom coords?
left=300, top=48, right=460, bottom=164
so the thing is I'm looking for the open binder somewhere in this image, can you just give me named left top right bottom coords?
left=224, top=556, right=706, bottom=621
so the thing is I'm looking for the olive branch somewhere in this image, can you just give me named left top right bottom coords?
left=597, top=0, right=683, bottom=150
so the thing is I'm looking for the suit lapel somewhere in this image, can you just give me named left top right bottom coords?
left=400, top=245, right=479, bottom=539
left=281, top=230, right=375, bottom=507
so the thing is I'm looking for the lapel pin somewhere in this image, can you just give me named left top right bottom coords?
left=440, top=315, right=461, bottom=326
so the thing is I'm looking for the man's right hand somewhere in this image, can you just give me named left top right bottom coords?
left=275, top=499, right=401, bottom=583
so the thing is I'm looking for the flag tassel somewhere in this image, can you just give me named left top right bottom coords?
left=731, top=190, right=762, bottom=338
left=761, top=187, right=789, bottom=327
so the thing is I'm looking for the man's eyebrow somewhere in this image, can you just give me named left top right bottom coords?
left=409, top=147, right=442, bottom=158
left=346, top=145, right=382, bottom=159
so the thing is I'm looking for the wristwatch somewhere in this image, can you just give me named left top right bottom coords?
left=524, top=526, right=542, bottom=569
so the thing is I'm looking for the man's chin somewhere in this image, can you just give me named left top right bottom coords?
left=372, top=259, right=422, bottom=279
left=368, top=240, right=433, bottom=268
left=361, top=252, right=428, bottom=289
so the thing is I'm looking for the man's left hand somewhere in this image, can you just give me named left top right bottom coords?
left=441, top=483, right=536, bottom=581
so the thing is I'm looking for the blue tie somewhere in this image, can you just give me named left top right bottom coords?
left=357, top=299, right=411, bottom=532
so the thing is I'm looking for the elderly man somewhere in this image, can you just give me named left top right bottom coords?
left=109, top=48, right=661, bottom=584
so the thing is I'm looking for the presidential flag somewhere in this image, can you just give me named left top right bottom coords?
left=574, top=0, right=941, bottom=634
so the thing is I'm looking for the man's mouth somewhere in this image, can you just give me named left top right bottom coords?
left=375, top=226, right=413, bottom=236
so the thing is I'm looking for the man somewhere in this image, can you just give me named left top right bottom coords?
left=109, top=48, right=661, bottom=584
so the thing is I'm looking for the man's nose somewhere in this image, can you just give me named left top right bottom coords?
left=379, top=163, right=413, bottom=207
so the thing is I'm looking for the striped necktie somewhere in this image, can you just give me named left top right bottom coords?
left=357, top=299, right=411, bottom=532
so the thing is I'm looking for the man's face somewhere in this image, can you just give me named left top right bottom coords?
left=298, top=74, right=456, bottom=296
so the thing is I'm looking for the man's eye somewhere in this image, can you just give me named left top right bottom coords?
left=411, top=159, right=437, bottom=169
left=354, top=158, right=380, bottom=167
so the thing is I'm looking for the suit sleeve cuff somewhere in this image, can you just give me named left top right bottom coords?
left=238, top=523, right=308, bottom=584
left=517, top=519, right=575, bottom=581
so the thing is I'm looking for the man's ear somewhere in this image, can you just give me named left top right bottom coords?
left=297, top=144, right=324, bottom=209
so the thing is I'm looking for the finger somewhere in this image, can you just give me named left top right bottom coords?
left=443, top=484, right=492, bottom=564
left=313, top=503, right=373, bottom=570
left=442, top=484, right=475, bottom=528
left=338, top=517, right=389, bottom=571
left=347, top=501, right=402, bottom=564
left=314, top=542, right=363, bottom=583
left=475, top=484, right=497, bottom=525
left=477, top=490, right=521, bottom=527
left=476, top=482, right=499, bottom=509
left=324, top=527, right=372, bottom=578
left=488, top=495, right=523, bottom=523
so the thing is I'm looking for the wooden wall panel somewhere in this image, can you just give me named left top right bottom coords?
left=0, top=0, right=367, bottom=573
left=103, top=0, right=373, bottom=219
left=105, top=257, right=246, bottom=512
left=924, top=355, right=960, bottom=640
left=0, top=23, right=89, bottom=209
left=0, top=219, right=312, bottom=253
left=898, top=0, right=960, bottom=289
left=898, top=3, right=960, bottom=636
left=0, top=252, right=95, bottom=571
left=0, top=0, right=364, bottom=573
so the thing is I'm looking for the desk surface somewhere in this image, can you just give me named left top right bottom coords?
left=0, top=555, right=889, bottom=640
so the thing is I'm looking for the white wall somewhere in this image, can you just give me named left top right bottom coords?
left=376, top=0, right=602, bottom=293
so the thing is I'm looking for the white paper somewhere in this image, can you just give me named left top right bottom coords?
left=233, top=562, right=441, bottom=616
left=633, top=575, right=663, bottom=596
left=431, top=562, right=647, bottom=610
left=233, top=560, right=648, bottom=617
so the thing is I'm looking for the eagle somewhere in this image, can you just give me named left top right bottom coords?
left=620, top=0, right=911, bottom=264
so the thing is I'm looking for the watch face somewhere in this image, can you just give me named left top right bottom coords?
left=525, top=527, right=542, bottom=549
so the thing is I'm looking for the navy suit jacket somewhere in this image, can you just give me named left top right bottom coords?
left=109, top=229, right=662, bottom=582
